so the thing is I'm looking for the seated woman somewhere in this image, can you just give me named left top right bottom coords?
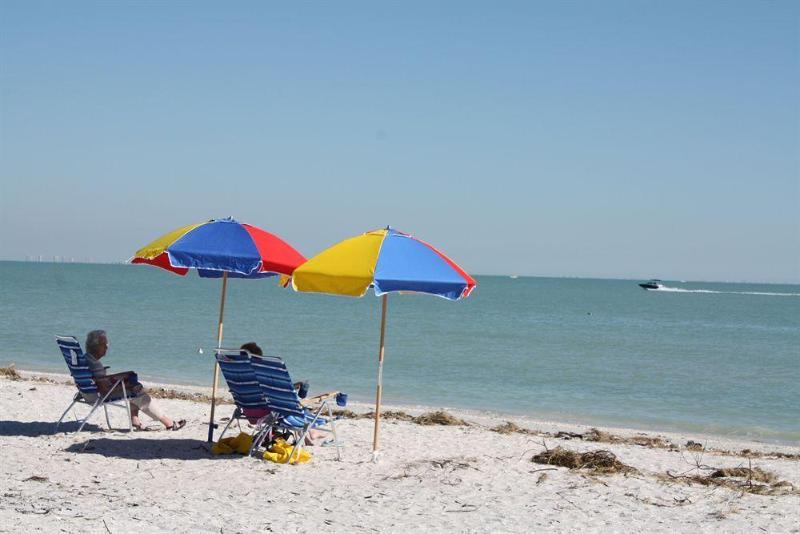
left=241, top=342, right=308, bottom=397
left=240, top=342, right=324, bottom=445
left=85, top=330, right=186, bottom=431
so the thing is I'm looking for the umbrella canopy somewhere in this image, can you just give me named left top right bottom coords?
left=132, top=217, right=306, bottom=442
left=292, top=227, right=475, bottom=458
left=292, top=227, right=475, bottom=299
left=132, top=217, right=305, bottom=278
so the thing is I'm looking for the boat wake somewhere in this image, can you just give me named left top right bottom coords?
left=652, top=286, right=800, bottom=297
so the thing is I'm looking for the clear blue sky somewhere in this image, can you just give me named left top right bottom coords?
left=1, top=1, right=798, bottom=282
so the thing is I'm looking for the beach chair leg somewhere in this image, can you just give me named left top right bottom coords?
left=249, top=425, right=267, bottom=457
left=287, top=431, right=305, bottom=464
left=77, top=399, right=103, bottom=433
left=103, top=405, right=112, bottom=430
left=326, top=402, right=341, bottom=461
left=217, top=410, right=236, bottom=443
left=56, top=397, right=79, bottom=432
left=78, top=379, right=122, bottom=434
left=288, top=408, right=323, bottom=463
left=249, top=414, right=277, bottom=456
left=122, top=383, right=132, bottom=431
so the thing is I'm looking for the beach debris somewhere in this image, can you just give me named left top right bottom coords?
left=430, top=457, right=477, bottom=471
left=491, top=421, right=534, bottom=434
left=0, top=364, right=22, bottom=381
left=549, top=428, right=675, bottom=449
left=664, top=466, right=797, bottom=496
left=740, top=448, right=800, bottom=461
left=341, top=409, right=467, bottom=426
left=554, top=431, right=585, bottom=440
left=492, top=421, right=538, bottom=435
left=445, top=500, right=479, bottom=513
left=492, top=421, right=522, bottom=434
left=148, top=387, right=232, bottom=405
left=685, top=440, right=704, bottom=451
left=413, top=411, right=467, bottom=426
left=532, top=447, right=638, bottom=475
left=383, top=410, right=416, bottom=422
left=388, top=456, right=477, bottom=482
left=23, top=475, right=49, bottom=482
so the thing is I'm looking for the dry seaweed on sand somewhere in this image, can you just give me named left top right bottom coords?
left=360, top=410, right=415, bottom=421
left=414, top=410, right=468, bottom=426
left=386, top=410, right=417, bottom=422
left=685, top=440, right=704, bottom=451
left=0, top=364, right=22, bottom=381
left=663, top=467, right=797, bottom=496
left=148, top=387, right=232, bottom=404
left=552, top=427, right=673, bottom=449
left=355, top=410, right=467, bottom=425
left=492, top=421, right=540, bottom=435
left=492, top=421, right=522, bottom=434
left=331, top=408, right=359, bottom=419
left=740, top=448, right=800, bottom=461
left=532, top=446, right=638, bottom=475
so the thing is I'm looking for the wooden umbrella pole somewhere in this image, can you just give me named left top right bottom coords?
left=206, top=271, right=229, bottom=443
left=372, top=294, right=389, bottom=457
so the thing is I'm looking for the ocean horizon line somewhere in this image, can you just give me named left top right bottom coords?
left=0, top=259, right=797, bottom=286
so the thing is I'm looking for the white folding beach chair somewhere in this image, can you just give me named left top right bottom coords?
left=55, top=335, right=135, bottom=433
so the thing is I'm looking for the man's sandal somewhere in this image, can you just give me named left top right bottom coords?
left=170, top=420, right=186, bottom=431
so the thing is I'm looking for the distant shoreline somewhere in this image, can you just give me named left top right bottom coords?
left=1, top=259, right=799, bottom=285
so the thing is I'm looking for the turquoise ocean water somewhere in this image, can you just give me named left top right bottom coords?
left=1, top=261, right=798, bottom=443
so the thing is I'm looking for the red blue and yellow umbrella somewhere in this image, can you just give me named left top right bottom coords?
left=132, top=217, right=306, bottom=441
left=292, top=227, right=475, bottom=299
left=132, top=217, right=305, bottom=278
left=292, top=227, right=475, bottom=457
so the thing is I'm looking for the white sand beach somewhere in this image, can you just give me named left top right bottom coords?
left=1, top=371, right=798, bottom=533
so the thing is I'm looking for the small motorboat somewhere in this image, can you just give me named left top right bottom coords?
left=638, top=279, right=663, bottom=290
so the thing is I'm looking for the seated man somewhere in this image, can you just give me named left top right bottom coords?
left=85, top=330, right=186, bottom=431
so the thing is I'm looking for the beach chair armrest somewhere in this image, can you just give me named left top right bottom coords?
left=94, top=376, right=126, bottom=396
left=300, top=391, right=339, bottom=407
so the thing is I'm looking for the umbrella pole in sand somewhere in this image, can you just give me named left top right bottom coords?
left=206, top=271, right=228, bottom=443
left=372, top=294, right=389, bottom=460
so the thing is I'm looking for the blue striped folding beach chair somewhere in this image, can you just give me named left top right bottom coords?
left=214, top=349, right=277, bottom=455
left=55, top=335, right=136, bottom=433
left=250, top=354, right=341, bottom=463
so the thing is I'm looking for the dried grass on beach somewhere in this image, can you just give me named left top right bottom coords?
left=0, top=364, right=22, bottom=380
left=660, top=467, right=798, bottom=496
left=333, top=408, right=467, bottom=426
left=148, top=387, right=231, bottom=405
left=532, top=446, right=638, bottom=475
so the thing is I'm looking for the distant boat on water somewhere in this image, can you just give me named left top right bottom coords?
left=510, top=275, right=519, bottom=279
left=638, top=279, right=664, bottom=290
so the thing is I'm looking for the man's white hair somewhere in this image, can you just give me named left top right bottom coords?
left=85, top=330, right=107, bottom=355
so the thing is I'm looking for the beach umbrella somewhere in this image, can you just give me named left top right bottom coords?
left=131, top=217, right=306, bottom=442
left=292, top=227, right=476, bottom=458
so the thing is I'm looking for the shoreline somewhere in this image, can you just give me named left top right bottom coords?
left=6, top=366, right=800, bottom=456
left=9, top=366, right=800, bottom=449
